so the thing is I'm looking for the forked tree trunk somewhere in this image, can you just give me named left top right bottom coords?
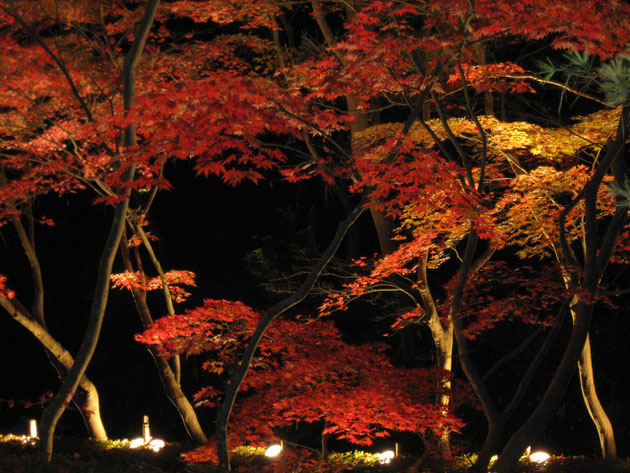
left=36, top=0, right=161, bottom=460
left=510, top=130, right=617, bottom=460
left=0, top=177, right=108, bottom=440
left=555, top=202, right=617, bottom=459
left=38, top=174, right=132, bottom=460
left=563, top=286, right=616, bottom=459
left=491, top=303, right=595, bottom=472
left=491, top=104, right=629, bottom=473
left=0, top=297, right=108, bottom=440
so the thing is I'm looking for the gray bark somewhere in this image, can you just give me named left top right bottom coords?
left=37, top=0, right=161, bottom=460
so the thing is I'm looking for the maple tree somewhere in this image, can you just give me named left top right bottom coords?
left=233, top=3, right=629, bottom=473
left=324, top=104, right=630, bottom=469
left=144, top=1, right=630, bottom=470
left=0, top=0, right=210, bottom=458
left=0, top=0, right=309, bottom=459
left=0, top=0, right=156, bottom=455
left=136, top=300, right=466, bottom=462
left=1, top=1, right=630, bottom=472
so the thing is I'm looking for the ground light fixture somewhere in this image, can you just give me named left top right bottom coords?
left=376, top=450, right=395, bottom=464
left=529, top=450, right=551, bottom=463
left=129, top=415, right=165, bottom=452
left=524, top=446, right=551, bottom=463
left=264, top=442, right=284, bottom=457
left=376, top=443, right=399, bottom=464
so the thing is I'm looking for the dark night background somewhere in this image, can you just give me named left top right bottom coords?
left=1, top=6, right=630, bottom=462
left=1, top=157, right=630, bottom=457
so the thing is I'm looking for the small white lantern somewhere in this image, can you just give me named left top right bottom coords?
left=29, top=419, right=38, bottom=438
left=129, top=437, right=146, bottom=449
left=142, top=415, right=151, bottom=442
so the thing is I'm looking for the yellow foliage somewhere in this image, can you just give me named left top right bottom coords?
left=355, top=107, right=622, bottom=162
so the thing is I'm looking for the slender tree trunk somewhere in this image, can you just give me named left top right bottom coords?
left=491, top=104, right=629, bottom=473
left=216, top=200, right=366, bottom=471
left=564, top=282, right=616, bottom=458
left=150, top=353, right=208, bottom=443
left=37, top=0, right=160, bottom=460
left=474, top=43, right=494, bottom=117
left=473, top=421, right=504, bottom=472
left=434, top=325, right=454, bottom=455
left=38, top=178, right=132, bottom=461
left=81, top=380, right=108, bottom=440
left=510, top=129, right=617, bottom=459
left=0, top=174, right=108, bottom=440
left=491, top=303, right=594, bottom=472
left=0, top=296, right=108, bottom=440
left=555, top=235, right=617, bottom=459
left=321, top=419, right=329, bottom=460
left=119, top=234, right=208, bottom=444
left=577, top=334, right=617, bottom=458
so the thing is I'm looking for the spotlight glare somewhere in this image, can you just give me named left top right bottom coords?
left=129, top=437, right=145, bottom=449
left=377, top=450, right=395, bottom=464
left=148, top=439, right=166, bottom=452
left=265, top=443, right=283, bottom=457
left=529, top=451, right=551, bottom=463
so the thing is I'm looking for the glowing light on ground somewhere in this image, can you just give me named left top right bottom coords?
left=265, top=443, right=283, bottom=457
left=129, top=437, right=146, bottom=449
left=129, top=437, right=165, bottom=452
left=529, top=451, right=551, bottom=463
left=377, top=450, right=395, bottom=464
left=126, top=416, right=165, bottom=452
left=147, top=439, right=165, bottom=452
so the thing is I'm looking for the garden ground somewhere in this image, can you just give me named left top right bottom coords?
left=2, top=434, right=630, bottom=473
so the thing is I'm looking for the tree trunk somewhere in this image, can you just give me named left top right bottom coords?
left=151, top=353, right=208, bottom=443
left=491, top=303, right=594, bottom=472
left=0, top=296, right=108, bottom=440
left=38, top=177, right=132, bottom=461
left=492, top=104, right=629, bottom=473
left=509, top=122, right=617, bottom=460
left=434, top=325, right=454, bottom=456
left=81, top=380, right=108, bottom=440
left=216, top=200, right=366, bottom=471
left=0, top=182, right=108, bottom=440
left=472, top=422, right=504, bottom=473
left=37, top=0, right=160, bottom=460
left=578, top=334, right=617, bottom=458
left=368, top=208, right=396, bottom=255
left=321, top=419, right=329, bottom=460
left=119, top=233, right=208, bottom=444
